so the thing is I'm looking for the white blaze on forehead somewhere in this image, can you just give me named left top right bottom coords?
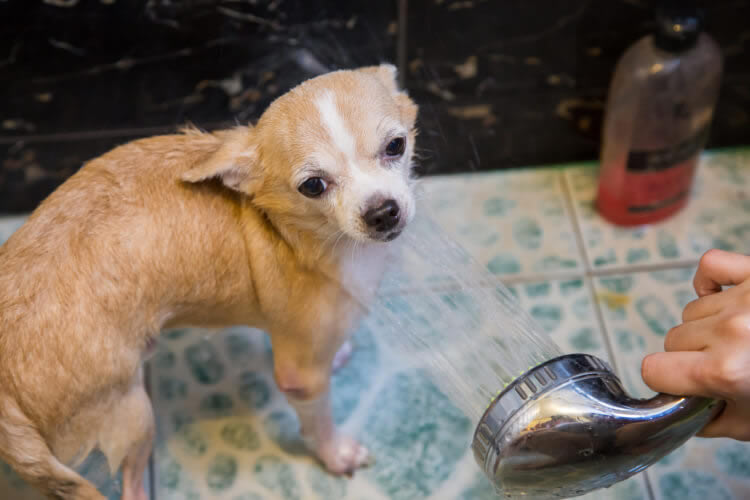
left=315, top=91, right=357, bottom=162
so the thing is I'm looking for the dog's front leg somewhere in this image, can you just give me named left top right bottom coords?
left=287, top=389, right=370, bottom=475
left=273, top=351, right=371, bottom=475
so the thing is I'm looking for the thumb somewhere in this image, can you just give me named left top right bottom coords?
left=641, top=351, right=715, bottom=398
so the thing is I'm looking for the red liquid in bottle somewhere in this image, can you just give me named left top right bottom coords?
left=597, top=145, right=703, bottom=227
left=597, top=159, right=697, bottom=226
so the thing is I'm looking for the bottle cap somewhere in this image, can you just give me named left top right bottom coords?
left=654, top=1, right=703, bottom=52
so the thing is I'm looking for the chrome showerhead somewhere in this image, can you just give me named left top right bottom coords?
left=472, top=354, right=723, bottom=499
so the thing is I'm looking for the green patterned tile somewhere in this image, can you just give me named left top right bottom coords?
left=568, top=150, right=750, bottom=269
left=421, top=169, right=582, bottom=278
left=150, top=321, right=487, bottom=500
left=150, top=325, right=393, bottom=500
left=149, top=274, right=637, bottom=500
left=507, top=277, right=610, bottom=361
left=360, top=371, right=473, bottom=500
left=594, top=269, right=750, bottom=500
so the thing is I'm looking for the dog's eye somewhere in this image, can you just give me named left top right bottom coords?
left=298, top=177, right=327, bottom=198
left=385, top=137, right=406, bottom=157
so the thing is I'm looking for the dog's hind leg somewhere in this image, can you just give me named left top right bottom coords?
left=0, top=398, right=106, bottom=500
left=98, top=370, right=154, bottom=500
left=119, top=388, right=154, bottom=500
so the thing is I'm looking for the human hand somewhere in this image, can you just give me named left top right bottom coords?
left=642, top=249, right=750, bottom=440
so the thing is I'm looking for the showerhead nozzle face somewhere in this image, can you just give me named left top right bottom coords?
left=472, top=354, right=723, bottom=499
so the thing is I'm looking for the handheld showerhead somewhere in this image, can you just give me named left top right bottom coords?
left=472, top=354, right=724, bottom=499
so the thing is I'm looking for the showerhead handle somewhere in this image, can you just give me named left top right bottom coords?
left=472, top=354, right=724, bottom=499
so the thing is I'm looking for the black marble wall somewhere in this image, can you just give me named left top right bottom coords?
left=1, top=0, right=748, bottom=212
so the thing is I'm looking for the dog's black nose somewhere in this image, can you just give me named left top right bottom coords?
left=364, top=199, right=400, bottom=232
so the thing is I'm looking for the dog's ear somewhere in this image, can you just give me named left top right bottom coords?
left=357, top=64, right=400, bottom=93
left=181, top=127, right=260, bottom=194
left=357, top=64, right=418, bottom=129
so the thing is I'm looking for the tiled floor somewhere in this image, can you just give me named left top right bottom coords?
left=2, top=149, right=750, bottom=499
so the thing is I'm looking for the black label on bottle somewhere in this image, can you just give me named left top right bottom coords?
left=626, top=125, right=710, bottom=173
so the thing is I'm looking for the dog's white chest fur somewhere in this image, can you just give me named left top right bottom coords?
left=336, top=242, right=390, bottom=301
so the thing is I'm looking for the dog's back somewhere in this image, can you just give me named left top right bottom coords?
left=0, top=130, right=256, bottom=499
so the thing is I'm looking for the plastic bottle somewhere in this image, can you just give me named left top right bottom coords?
left=596, top=2, right=722, bottom=226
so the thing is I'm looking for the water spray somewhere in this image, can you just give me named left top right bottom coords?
left=356, top=212, right=722, bottom=499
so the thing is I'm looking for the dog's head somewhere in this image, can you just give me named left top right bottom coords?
left=182, top=65, right=418, bottom=244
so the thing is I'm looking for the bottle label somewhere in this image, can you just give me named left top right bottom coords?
left=626, top=125, right=710, bottom=173
left=623, top=125, right=709, bottom=213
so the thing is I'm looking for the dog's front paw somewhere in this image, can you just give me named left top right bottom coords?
left=331, top=340, right=354, bottom=372
left=317, top=435, right=373, bottom=476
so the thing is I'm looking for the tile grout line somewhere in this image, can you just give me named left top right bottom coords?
left=147, top=447, right=156, bottom=500
left=472, top=257, right=701, bottom=287
left=560, top=172, right=658, bottom=500
left=560, top=171, right=622, bottom=373
left=494, top=271, right=584, bottom=285
left=559, top=171, right=621, bottom=372
left=643, top=471, right=658, bottom=500
left=559, top=170, right=597, bottom=275
left=410, top=256, right=700, bottom=291
left=143, top=362, right=157, bottom=500
left=587, top=259, right=700, bottom=276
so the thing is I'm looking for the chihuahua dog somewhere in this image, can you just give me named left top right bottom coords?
left=0, top=65, right=418, bottom=500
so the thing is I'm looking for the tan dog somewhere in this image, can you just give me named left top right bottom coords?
left=0, top=65, right=418, bottom=500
